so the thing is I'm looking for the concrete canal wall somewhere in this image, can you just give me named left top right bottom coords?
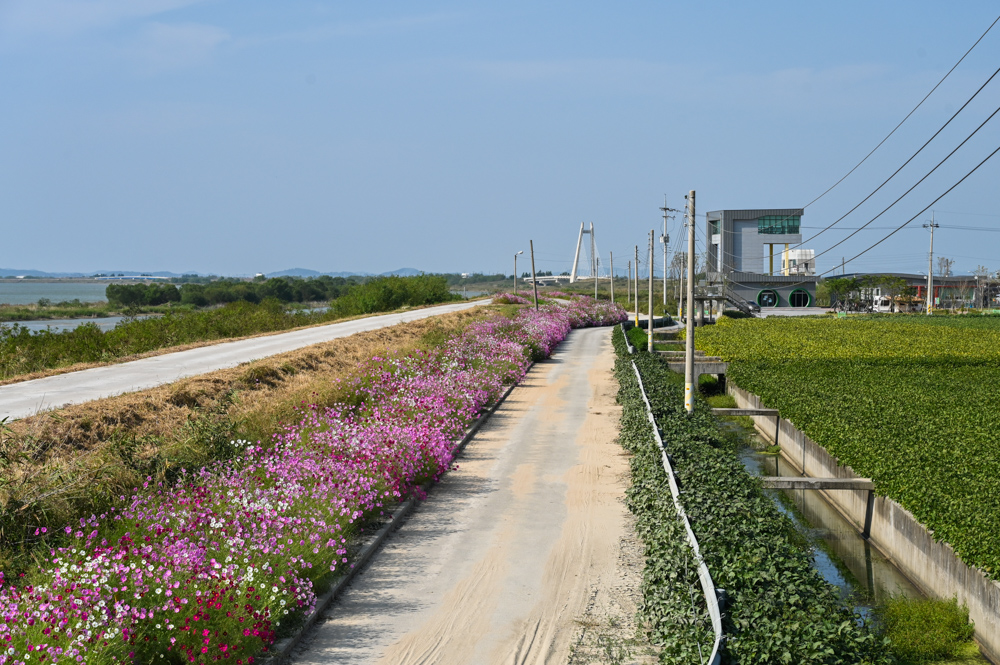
left=728, top=382, right=1000, bottom=663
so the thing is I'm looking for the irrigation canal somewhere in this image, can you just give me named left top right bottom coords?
left=738, top=435, right=922, bottom=611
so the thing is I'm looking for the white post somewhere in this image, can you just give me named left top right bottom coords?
left=685, top=190, right=696, bottom=414
left=610, top=252, right=615, bottom=303
left=634, top=245, right=640, bottom=327
left=648, top=230, right=654, bottom=352
left=530, top=240, right=539, bottom=311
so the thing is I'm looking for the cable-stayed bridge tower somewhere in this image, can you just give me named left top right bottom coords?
left=570, top=222, right=600, bottom=283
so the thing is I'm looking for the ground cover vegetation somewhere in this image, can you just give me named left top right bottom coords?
left=875, top=596, right=978, bottom=664
left=0, top=299, right=626, bottom=664
left=612, top=327, right=890, bottom=663
left=0, top=276, right=459, bottom=382
left=0, top=311, right=485, bottom=577
left=696, top=316, right=1000, bottom=580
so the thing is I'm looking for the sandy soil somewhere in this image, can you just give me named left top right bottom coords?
left=291, top=326, right=654, bottom=664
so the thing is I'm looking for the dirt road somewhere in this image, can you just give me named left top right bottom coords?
left=0, top=300, right=482, bottom=421
left=291, top=326, right=649, bottom=665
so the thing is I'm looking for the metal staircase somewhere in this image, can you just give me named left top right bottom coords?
left=723, top=287, right=758, bottom=317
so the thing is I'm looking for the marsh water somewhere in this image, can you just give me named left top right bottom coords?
left=1, top=316, right=144, bottom=333
left=0, top=281, right=111, bottom=305
left=737, top=436, right=921, bottom=611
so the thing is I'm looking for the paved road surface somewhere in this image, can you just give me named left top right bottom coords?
left=0, top=300, right=483, bottom=421
left=291, top=326, right=636, bottom=665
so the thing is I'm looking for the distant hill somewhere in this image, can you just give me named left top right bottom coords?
left=268, top=268, right=375, bottom=278
left=0, top=268, right=191, bottom=278
left=267, top=268, right=424, bottom=278
left=1, top=266, right=430, bottom=279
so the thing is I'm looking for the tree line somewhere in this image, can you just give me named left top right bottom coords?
left=106, top=274, right=454, bottom=309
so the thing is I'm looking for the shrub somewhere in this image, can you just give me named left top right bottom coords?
left=875, top=596, right=976, bottom=663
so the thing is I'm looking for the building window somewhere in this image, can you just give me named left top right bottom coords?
left=757, top=215, right=800, bottom=235
left=709, top=219, right=720, bottom=236
left=758, top=289, right=779, bottom=307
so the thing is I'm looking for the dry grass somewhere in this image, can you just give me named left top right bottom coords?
left=0, top=307, right=485, bottom=574
left=0, top=299, right=487, bottom=388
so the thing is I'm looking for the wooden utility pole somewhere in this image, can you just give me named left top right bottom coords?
left=529, top=240, right=539, bottom=311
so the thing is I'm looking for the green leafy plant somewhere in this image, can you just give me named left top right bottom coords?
left=697, top=316, right=1000, bottom=580
left=611, top=327, right=890, bottom=663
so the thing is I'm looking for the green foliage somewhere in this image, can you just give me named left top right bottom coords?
left=329, top=274, right=457, bottom=316
left=0, top=276, right=459, bottom=379
left=611, top=327, right=890, bottom=664
left=108, top=275, right=360, bottom=308
left=875, top=596, right=976, bottom=663
left=697, top=316, right=1000, bottom=578
left=626, top=325, right=647, bottom=351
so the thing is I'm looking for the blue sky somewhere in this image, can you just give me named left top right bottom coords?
left=1, top=1, right=998, bottom=277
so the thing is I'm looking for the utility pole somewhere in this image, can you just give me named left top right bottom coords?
left=627, top=260, right=631, bottom=304
left=609, top=252, right=615, bottom=303
left=648, top=230, right=654, bottom=352
left=924, top=211, right=939, bottom=315
left=660, top=197, right=679, bottom=308
left=634, top=245, right=640, bottom=327
left=529, top=240, right=539, bottom=311
left=513, top=250, right=523, bottom=295
left=684, top=190, right=696, bottom=414
left=677, top=234, right=685, bottom=321
left=594, top=256, right=597, bottom=300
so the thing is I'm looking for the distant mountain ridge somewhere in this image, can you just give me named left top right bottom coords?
left=0, top=267, right=427, bottom=279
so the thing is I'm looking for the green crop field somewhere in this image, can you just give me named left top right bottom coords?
left=696, top=315, right=1000, bottom=579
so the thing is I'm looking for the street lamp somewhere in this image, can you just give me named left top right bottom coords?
left=514, top=251, right=523, bottom=294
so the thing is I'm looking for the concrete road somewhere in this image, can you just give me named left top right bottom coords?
left=0, top=300, right=483, bottom=421
left=291, top=326, right=636, bottom=665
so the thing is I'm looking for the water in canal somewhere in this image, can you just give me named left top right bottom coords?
left=736, top=432, right=921, bottom=613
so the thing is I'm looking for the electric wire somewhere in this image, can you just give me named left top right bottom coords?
left=809, top=102, right=1000, bottom=264
left=793, top=63, right=1000, bottom=251
left=797, top=13, right=1000, bottom=213
left=811, top=142, right=1000, bottom=279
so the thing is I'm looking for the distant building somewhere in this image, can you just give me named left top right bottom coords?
left=839, top=272, right=989, bottom=310
left=706, top=208, right=809, bottom=275
left=705, top=208, right=819, bottom=309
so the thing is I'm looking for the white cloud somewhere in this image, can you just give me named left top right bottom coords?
left=0, top=0, right=208, bottom=37
left=240, top=12, right=463, bottom=48
left=129, top=21, right=229, bottom=69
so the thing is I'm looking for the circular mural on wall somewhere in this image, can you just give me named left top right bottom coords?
left=789, top=289, right=811, bottom=307
left=757, top=289, right=779, bottom=307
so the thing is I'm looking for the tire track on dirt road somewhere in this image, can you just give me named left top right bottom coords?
left=290, top=326, right=644, bottom=665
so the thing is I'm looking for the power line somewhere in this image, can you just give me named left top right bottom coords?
left=813, top=142, right=1000, bottom=278
left=796, top=13, right=1000, bottom=212
left=810, top=101, right=1000, bottom=264
left=795, top=63, right=1000, bottom=250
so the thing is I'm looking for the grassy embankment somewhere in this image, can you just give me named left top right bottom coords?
left=0, top=306, right=484, bottom=577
